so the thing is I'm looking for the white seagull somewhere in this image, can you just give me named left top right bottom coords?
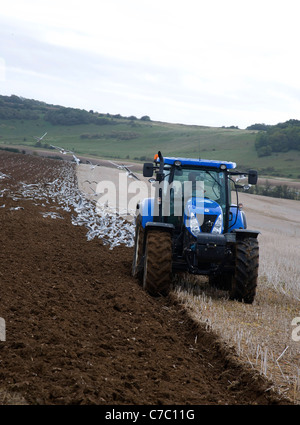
left=0, top=172, right=11, bottom=180
left=109, top=161, right=139, bottom=180
left=73, top=154, right=81, bottom=165
left=50, top=145, right=74, bottom=155
left=33, top=132, right=47, bottom=143
left=86, top=160, right=100, bottom=170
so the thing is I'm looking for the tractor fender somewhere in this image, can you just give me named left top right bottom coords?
left=232, top=229, right=260, bottom=240
left=136, top=198, right=154, bottom=228
left=144, top=222, right=175, bottom=235
left=229, top=205, right=247, bottom=230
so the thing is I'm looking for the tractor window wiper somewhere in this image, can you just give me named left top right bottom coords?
left=206, top=171, right=221, bottom=187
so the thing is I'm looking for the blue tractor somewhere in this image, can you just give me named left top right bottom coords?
left=132, top=151, right=259, bottom=304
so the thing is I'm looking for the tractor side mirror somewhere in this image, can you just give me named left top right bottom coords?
left=143, top=163, right=154, bottom=177
left=248, top=170, right=258, bottom=185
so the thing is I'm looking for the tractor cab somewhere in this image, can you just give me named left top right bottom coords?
left=143, top=152, right=257, bottom=235
left=134, top=151, right=259, bottom=304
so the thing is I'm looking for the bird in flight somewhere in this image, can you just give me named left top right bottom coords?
left=50, top=145, right=74, bottom=155
left=73, top=154, right=81, bottom=165
left=0, top=172, right=11, bottom=180
left=33, top=132, right=47, bottom=143
left=86, top=160, right=100, bottom=170
left=108, top=161, right=140, bottom=180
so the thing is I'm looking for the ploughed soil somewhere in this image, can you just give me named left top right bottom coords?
left=0, top=151, right=292, bottom=405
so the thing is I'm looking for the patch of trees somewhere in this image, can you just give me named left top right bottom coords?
left=221, top=125, right=239, bottom=129
left=140, top=115, right=151, bottom=121
left=0, top=95, right=40, bottom=120
left=253, top=119, right=300, bottom=157
left=0, top=94, right=50, bottom=119
left=246, top=123, right=271, bottom=131
left=0, top=107, right=39, bottom=120
left=247, top=181, right=300, bottom=201
left=44, top=107, right=96, bottom=126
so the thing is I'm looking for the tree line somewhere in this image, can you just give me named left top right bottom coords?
left=249, top=120, right=300, bottom=157
left=0, top=94, right=151, bottom=125
left=44, top=108, right=151, bottom=126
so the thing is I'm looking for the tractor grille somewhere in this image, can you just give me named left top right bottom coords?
left=199, top=214, right=217, bottom=233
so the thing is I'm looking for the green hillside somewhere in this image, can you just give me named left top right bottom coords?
left=1, top=94, right=300, bottom=179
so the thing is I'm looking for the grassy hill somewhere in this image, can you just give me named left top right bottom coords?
left=1, top=94, right=300, bottom=179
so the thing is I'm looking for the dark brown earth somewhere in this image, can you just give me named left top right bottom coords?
left=0, top=151, right=293, bottom=405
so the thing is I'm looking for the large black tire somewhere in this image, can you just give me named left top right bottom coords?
left=142, top=230, right=172, bottom=296
left=230, top=237, right=259, bottom=304
left=132, top=219, right=144, bottom=283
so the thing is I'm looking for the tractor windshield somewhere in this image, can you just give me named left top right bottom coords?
left=170, top=166, right=229, bottom=219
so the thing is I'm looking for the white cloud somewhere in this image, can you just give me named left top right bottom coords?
left=1, top=0, right=300, bottom=128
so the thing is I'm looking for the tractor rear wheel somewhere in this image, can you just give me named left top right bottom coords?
left=143, top=230, right=172, bottom=296
left=230, top=237, right=259, bottom=304
left=132, top=219, right=144, bottom=283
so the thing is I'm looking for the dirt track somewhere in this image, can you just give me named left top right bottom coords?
left=0, top=151, right=292, bottom=405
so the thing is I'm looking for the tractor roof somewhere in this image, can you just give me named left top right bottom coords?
left=162, top=157, right=236, bottom=169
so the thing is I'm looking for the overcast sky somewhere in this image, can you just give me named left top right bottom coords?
left=1, top=0, right=300, bottom=129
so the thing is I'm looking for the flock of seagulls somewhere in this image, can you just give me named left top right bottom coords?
left=0, top=145, right=137, bottom=249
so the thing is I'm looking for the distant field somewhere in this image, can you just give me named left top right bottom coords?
left=1, top=116, right=300, bottom=179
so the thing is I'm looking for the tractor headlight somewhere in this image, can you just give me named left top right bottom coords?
left=189, top=213, right=201, bottom=237
left=211, top=214, right=223, bottom=234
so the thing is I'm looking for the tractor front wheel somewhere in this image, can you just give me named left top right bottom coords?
left=230, top=237, right=259, bottom=304
left=143, top=230, right=172, bottom=296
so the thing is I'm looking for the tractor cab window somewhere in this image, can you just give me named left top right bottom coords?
left=171, top=167, right=227, bottom=218
left=162, top=165, right=171, bottom=187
